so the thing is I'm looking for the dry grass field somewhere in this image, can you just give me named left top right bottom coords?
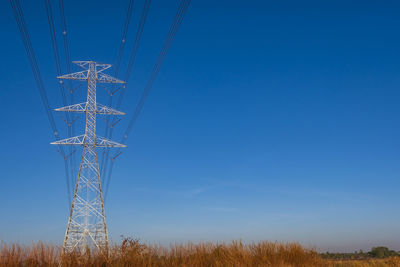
left=1, top=239, right=400, bottom=266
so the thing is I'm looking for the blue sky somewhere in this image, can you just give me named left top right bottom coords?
left=1, top=0, right=400, bottom=252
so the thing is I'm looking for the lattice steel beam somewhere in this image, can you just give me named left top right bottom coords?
left=55, top=102, right=125, bottom=115
left=52, top=61, right=126, bottom=254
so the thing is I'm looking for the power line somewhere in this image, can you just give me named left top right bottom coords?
left=10, top=0, right=72, bottom=204
left=119, top=0, right=152, bottom=109
left=104, top=0, right=191, bottom=201
left=58, top=0, right=71, bottom=75
left=100, top=0, right=136, bottom=180
left=122, top=0, right=191, bottom=144
left=44, top=0, right=62, bottom=74
left=44, top=0, right=76, bottom=202
left=100, top=0, right=134, bottom=176
left=114, top=0, right=134, bottom=78
left=58, top=0, right=77, bottom=181
left=101, top=0, right=151, bottom=180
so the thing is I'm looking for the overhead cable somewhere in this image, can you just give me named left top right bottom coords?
left=10, top=0, right=72, bottom=204
left=104, top=0, right=191, bottom=200
left=100, top=0, right=136, bottom=179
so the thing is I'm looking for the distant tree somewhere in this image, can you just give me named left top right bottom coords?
left=368, top=247, right=396, bottom=258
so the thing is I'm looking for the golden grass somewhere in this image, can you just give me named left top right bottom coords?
left=1, top=239, right=399, bottom=267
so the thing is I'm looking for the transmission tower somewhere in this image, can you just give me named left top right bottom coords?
left=51, top=61, right=126, bottom=253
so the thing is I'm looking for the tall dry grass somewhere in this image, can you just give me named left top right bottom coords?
left=1, top=238, right=399, bottom=266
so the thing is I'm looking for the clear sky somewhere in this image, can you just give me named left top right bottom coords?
left=1, top=0, right=400, bottom=252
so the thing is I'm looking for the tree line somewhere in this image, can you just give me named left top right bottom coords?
left=321, top=247, right=400, bottom=260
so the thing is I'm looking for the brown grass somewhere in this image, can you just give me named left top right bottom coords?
left=1, top=239, right=399, bottom=267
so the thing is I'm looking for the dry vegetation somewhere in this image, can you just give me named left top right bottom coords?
left=1, top=238, right=400, bottom=267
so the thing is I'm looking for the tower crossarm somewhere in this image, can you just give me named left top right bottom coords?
left=72, top=61, right=91, bottom=69
left=58, top=70, right=89, bottom=81
left=51, top=135, right=126, bottom=147
left=51, top=135, right=85, bottom=146
left=97, top=72, right=125, bottom=84
left=96, top=104, right=125, bottom=115
left=57, top=70, right=124, bottom=84
left=55, top=103, right=87, bottom=113
left=55, top=103, right=125, bottom=115
left=96, top=136, right=127, bottom=147
left=72, top=61, right=111, bottom=73
left=94, top=64, right=112, bottom=73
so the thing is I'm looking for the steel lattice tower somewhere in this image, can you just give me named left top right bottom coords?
left=52, top=61, right=126, bottom=253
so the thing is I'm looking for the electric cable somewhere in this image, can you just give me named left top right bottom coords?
left=10, top=0, right=72, bottom=205
left=104, top=0, right=191, bottom=201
